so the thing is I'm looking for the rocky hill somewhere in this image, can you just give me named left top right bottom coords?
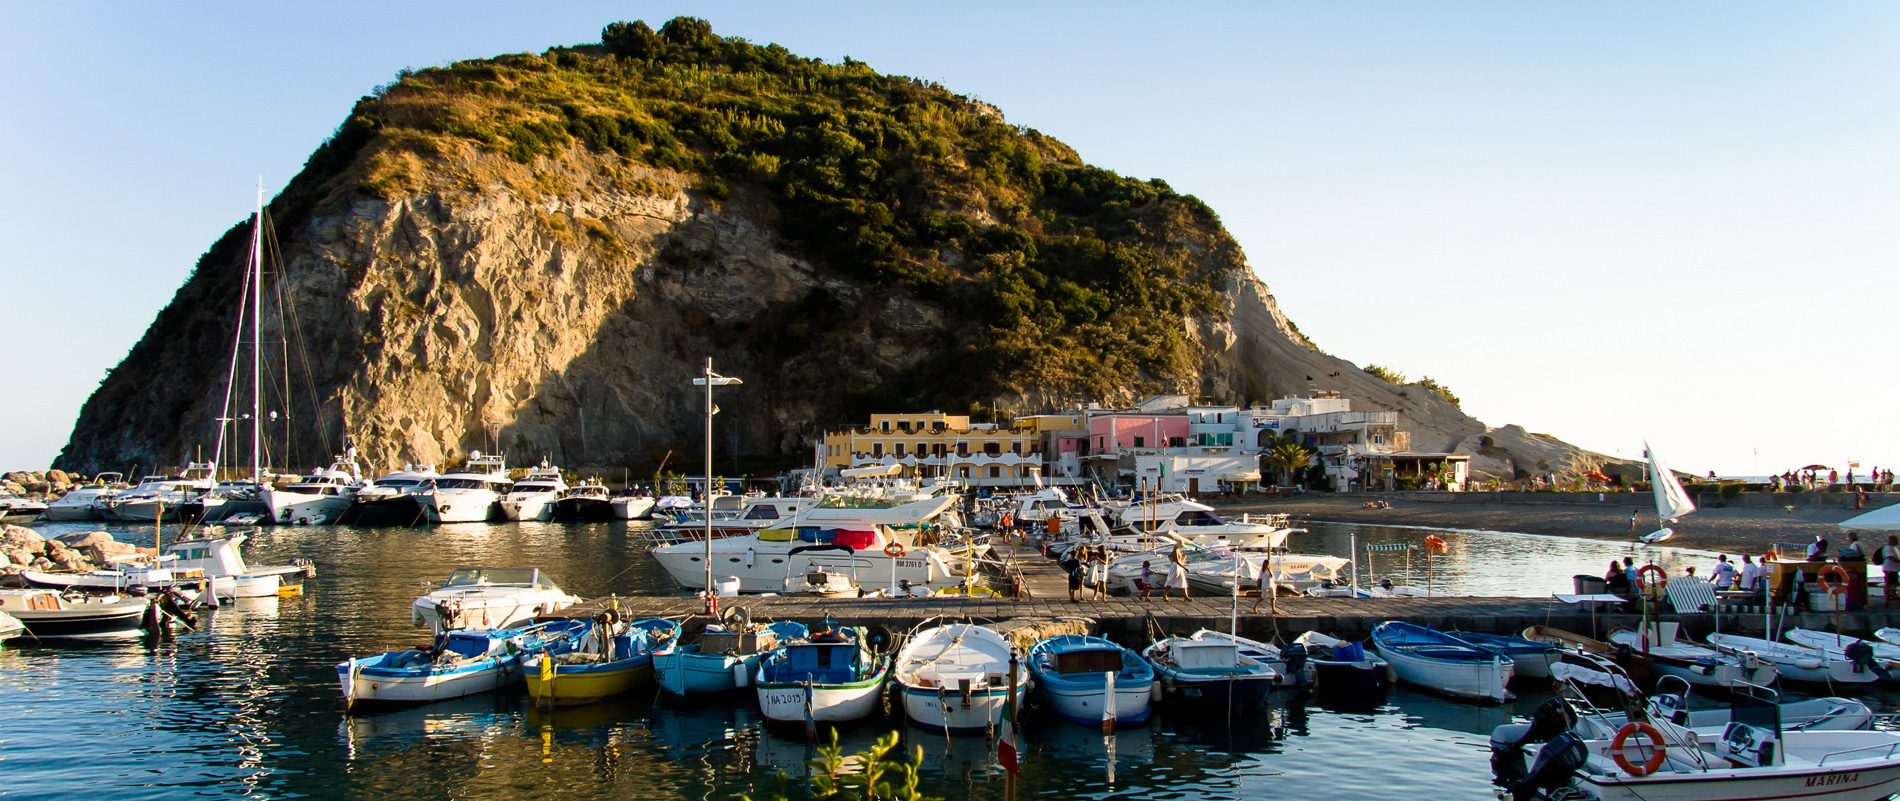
left=55, top=18, right=1630, bottom=482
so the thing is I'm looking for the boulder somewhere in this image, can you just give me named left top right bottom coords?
left=30, top=556, right=52, bottom=570
left=1, top=525, right=45, bottom=554
left=47, top=469, right=71, bottom=487
left=56, top=531, right=117, bottom=549
left=86, top=541, right=139, bottom=564
left=0, top=549, right=24, bottom=566
left=1, top=482, right=23, bottom=496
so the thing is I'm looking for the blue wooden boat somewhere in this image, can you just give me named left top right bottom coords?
left=338, top=619, right=588, bottom=708
left=1029, top=635, right=1154, bottom=728
left=1369, top=621, right=1512, bottom=702
left=1452, top=631, right=1559, bottom=680
left=523, top=617, right=681, bottom=706
left=655, top=621, right=809, bottom=698
left=1141, top=630, right=1278, bottom=710
left=755, top=624, right=888, bottom=732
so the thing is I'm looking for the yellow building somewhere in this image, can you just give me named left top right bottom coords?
left=821, top=412, right=1044, bottom=487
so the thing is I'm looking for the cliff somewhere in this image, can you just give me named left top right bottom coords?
left=55, top=18, right=1629, bottom=482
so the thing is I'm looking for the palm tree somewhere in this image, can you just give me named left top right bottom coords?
left=1262, top=436, right=1315, bottom=488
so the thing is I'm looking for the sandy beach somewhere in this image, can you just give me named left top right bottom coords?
left=1212, top=495, right=1895, bottom=556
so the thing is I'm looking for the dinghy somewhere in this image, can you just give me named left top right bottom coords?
left=1370, top=621, right=1512, bottom=702
left=1455, top=631, right=1561, bottom=680
left=894, top=622, right=1029, bottom=734
left=755, top=623, right=889, bottom=732
left=0, top=588, right=151, bottom=639
left=1292, top=631, right=1392, bottom=694
left=338, top=620, right=588, bottom=708
left=1176, top=628, right=1307, bottom=687
left=655, top=620, right=808, bottom=697
left=1522, top=625, right=1617, bottom=656
left=1706, top=633, right=1880, bottom=685
left=523, top=617, right=679, bottom=707
left=1608, top=624, right=1778, bottom=688
left=1785, top=628, right=1900, bottom=677
left=1028, top=635, right=1154, bottom=728
left=1143, top=631, right=1279, bottom=710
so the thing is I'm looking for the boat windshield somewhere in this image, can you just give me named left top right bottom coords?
left=435, top=478, right=497, bottom=490
left=443, top=568, right=543, bottom=587
left=513, top=482, right=559, bottom=492
left=378, top=478, right=420, bottom=488
left=1176, top=510, right=1228, bottom=526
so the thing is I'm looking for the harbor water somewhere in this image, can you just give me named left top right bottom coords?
left=0, top=519, right=1883, bottom=800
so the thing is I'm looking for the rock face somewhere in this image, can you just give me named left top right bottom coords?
left=52, top=24, right=1627, bottom=481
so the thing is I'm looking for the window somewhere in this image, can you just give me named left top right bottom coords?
left=873, top=443, right=883, bottom=458
left=1169, top=437, right=1186, bottom=448
left=984, top=442, right=1000, bottom=456
left=898, top=420, right=910, bottom=432
left=915, top=419, right=925, bottom=431
left=1373, top=434, right=1386, bottom=445
left=958, top=466, right=970, bottom=478
left=933, top=444, right=945, bottom=458
left=1133, top=436, right=1145, bottom=448
left=957, top=443, right=969, bottom=457
left=1011, top=442, right=1022, bottom=455
left=895, top=444, right=906, bottom=458
left=880, top=420, right=891, bottom=432
left=987, top=466, right=1000, bottom=478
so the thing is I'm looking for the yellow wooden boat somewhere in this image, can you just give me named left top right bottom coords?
left=524, top=617, right=679, bottom=707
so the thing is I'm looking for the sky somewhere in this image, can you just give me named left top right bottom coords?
left=2, top=2, right=1895, bottom=475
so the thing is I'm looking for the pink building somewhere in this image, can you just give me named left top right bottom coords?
left=1087, top=414, right=1190, bottom=455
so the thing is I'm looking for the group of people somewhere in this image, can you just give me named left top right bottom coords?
left=1772, top=467, right=1894, bottom=491
left=1059, top=542, right=1191, bottom=602
left=1603, top=530, right=1900, bottom=603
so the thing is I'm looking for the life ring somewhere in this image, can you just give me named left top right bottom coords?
left=1611, top=722, right=1667, bottom=776
left=1423, top=535, right=1449, bottom=554
left=883, top=542, right=907, bottom=558
left=1636, top=565, right=1669, bottom=595
left=1819, top=564, right=1850, bottom=595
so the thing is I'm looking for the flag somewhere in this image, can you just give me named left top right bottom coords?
left=997, top=688, right=1019, bottom=773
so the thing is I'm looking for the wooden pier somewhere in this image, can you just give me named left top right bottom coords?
left=554, top=543, right=1900, bottom=645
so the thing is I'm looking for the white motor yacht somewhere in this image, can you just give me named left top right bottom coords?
left=259, top=456, right=363, bottom=525
left=20, top=533, right=311, bottom=598
left=101, top=463, right=218, bottom=522
left=415, top=453, right=511, bottom=524
left=499, top=463, right=566, bottom=522
left=610, top=494, right=657, bottom=520
left=410, top=567, right=581, bottom=633
left=0, top=494, right=48, bottom=519
left=42, top=473, right=128, bottom=521
left=337, top=464, right=439, bottom=525
left=651, top=496, right=973, bottom=593
left=1113, top=498, right=1292, bottom=549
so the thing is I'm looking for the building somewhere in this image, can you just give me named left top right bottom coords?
left=1250, top=394, right=1468, bottom=491
left=1075, top=396, right=1264, bottom=493
left=819, top=412, right=1045, bottom=488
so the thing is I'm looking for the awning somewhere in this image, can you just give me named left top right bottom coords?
left=841, top=464, right=903, bottom=478
left=1840, top=504, right=1900, bottom=532
left=1222, top=471, right=1262, bottom=482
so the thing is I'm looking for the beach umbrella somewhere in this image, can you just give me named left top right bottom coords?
left=1800, top=464, right=1832, bottom=471
left=1840, top=504, right=1900, bottom=532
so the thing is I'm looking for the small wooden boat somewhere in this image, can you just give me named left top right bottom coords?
left=755, top=623, right=889, bottom=732
left=655, top=620, right=808, bottom=697
left=1028, top=634, right=1153, bottom=728
left=1370, top=621, right=1512, bottom=702
left=523, top=617, right=680, bottom=707
left=1293, top=631, right=1392, bottom=693
left=1454, top=631, right=1561, bottom=680
left=1522, top=625, right=1617, bottom=655
left=338, top=620, right=587, bottom=708
left=1707, top=633, right=1878, bottom=685
left=1785, top=628, right=1900, bottom=677
left=1609, top=624, right=1779, bottom=688
left=1143, top=630, right=1279, bottom=710
left=894, top=622, right=1029, bottom=734
left=0, top=588, right=150, bottom=639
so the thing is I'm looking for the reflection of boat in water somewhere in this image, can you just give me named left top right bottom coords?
left=520, top=693, right=655, bottom=745
left=337, top=693, right=523, bottom=760
left=1026, top=717, right=1157, bottom=768
left=646, top=703, right=752, bottom=759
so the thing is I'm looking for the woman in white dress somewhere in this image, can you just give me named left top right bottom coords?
left=1163, top=543, right=1190, bottom=600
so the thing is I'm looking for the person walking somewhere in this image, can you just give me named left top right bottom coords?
left=1062, top=550, right=1083, bottom=603
left=1137, top=560, right=1157, bottom=600
left=1251, top=558, right=1274, bottom=613
left=1162, top=543, right=1190, bottom=600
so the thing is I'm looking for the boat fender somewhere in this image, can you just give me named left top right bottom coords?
left=1610, top=722, right=1667, bottom=776
left=734, top=660, right=750, bottom=688
left=1149, top=682, right=1163, bottom=703
left=1793, top=657, right=1824, bottom=670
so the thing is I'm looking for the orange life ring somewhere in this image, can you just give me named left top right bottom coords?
left=1636, top=564, right=1669, bottom=595
left=1610, top=722, right=1667, bottom=776
left=1819, top=564, right=1850, bottom=595
left=1424, top=535, right=1449, bottom=554
left=883, top=542, right=907, bottom=558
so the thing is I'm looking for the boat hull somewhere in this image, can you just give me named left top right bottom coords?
left=1038, top=680, right=1153, bottom=727
left=42, top=503, right=103, bottom=521
left=12, top=604, right=149, bottom=639
left=1155, top=671, right=1275, bottom=709
left=1375, top=644, right=1513, bottom=702
left=1572, top=760, right=1900, bottom=801
left=612, top=497, right=656, bottom=520
left=261, top=490, right=352, bottom=525
left=756, top=673, right=887, bottom=727
left=656, top=650, right=762, bottom=696
left=338, top=655, right=523, bottom=706
left=501, top=495, right=557, bottom=522
left=524, top=659, right=652, bottom=706
left=898, top=683, right=1027, bottom=734
left=551, top=499, right=616, bottom=522
left=338, top=496, right=429, bottom=526
left=418, top=491, right=503, bottom=524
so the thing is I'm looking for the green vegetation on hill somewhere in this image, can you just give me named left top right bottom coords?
left=291, top=16, right=1235, bottom=407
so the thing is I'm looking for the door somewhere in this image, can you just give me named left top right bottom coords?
left=1188, top=478, right=1200, bottom=497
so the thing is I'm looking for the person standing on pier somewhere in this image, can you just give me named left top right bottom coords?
left=1063, top=550, right=1084, bottom=602
left=1712, top=554, right=1737, bottom=590
left=1089, top=548, right=1109, bottom=601
left=1880, top=535, right=1900, bottom=603
left=1163, top=543, right=1190, bottom=600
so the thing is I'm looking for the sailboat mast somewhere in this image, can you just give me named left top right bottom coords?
left=251, top=179, right=264, bottom=482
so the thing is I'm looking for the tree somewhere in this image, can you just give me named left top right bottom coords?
left=1262, top=436, right=1314, bottom=488
left=601, top=20, right=663, bottom=60
left=660, top=16, right=715, bottom=48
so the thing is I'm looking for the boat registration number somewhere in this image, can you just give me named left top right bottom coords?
left=1808, top=773, right=1859, bottom=787
left=765, top=692, right=805, bottom=706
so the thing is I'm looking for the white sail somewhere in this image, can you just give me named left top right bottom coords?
left=1645, top=441, right=1696, bottom=523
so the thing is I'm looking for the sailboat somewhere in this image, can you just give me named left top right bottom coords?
left=1640, top=440, right=1696, bottom=545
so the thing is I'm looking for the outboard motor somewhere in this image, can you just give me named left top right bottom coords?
left=1844, top=641, right=1892, bottom=680
left=1506, top=732, right=1589, bottom=801
left=1281, top=641, right=1309, bottom=686
left=1491, top=698, right=1577, bottom=788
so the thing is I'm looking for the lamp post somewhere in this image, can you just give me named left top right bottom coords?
left=693, top=358, right=743, bottom=601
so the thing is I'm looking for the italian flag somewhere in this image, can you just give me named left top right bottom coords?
left=997, top=695, right=1019, bottom=773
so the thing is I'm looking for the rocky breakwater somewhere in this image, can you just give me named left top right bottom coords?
left=2, top=470, right=78, bottom=499
left=0, top=526, right=147, bottom=578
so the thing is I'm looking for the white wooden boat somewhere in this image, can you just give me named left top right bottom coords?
left=1785, top=628, right=1900, bottom=676
left=21, top=533, right=309, bottom=598
left=894, top=622, right=1028, bottom=734
left=1707, top=633, right=1879, bottom=685
left=1028, top=635, right=1153, bottom=728
left=1370, top=621, right=1512, bottom=702
left=755, top=625, right=888, bottom=730
left=0, top=589, right=149, bottom=639
left=410, top=568, right=580, bottom=633
left=338, top=620, right=587, bottom=707
left=1609, top=624, right=1779, bottom=688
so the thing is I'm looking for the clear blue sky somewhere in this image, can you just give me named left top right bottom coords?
left=3, top=2, right=1895, bottom=475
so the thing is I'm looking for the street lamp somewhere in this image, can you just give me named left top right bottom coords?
left=692, top=357, right=743, bottom=602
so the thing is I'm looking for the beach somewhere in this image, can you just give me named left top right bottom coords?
left=1214, top=494, right=1897, bottom=556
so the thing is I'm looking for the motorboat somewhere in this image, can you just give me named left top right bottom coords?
left=338, top=620, right=588, bottom=708
left=1706, top=633, right=1880, bottom=685
left=0, top=589, right=150, bottom=639
left=1455, top=631, right=1561, bottom=681
left=336, top=464, right=440, bottom=525
left=610, top=494, right=657, bottom=520
left=1292, top=631, right=1391, bottom=693
left=1143, top=630, right=1279, bottom=709
left=1523, top=625, right=1619, bottom=657
left=500, top=463, right=566, bottom=522
left=1609, top=624, right=1779, bottom=689
left=42, top=473, right=127, bottom=521
left=259, top=456, right=362, bottom=525
left=20, top=533, right=311, bottom=598
left=893, top=622, right=1029, bottom=734
left=415, top=453, right=511, bottom=524
left=0, top=609, right=22, bottom=641
left=654, top=495, right=822, bottom=541
left=1112, top=498, right=1291, bottom=549
left=650, top=496, right=976, bottom=593
left=655, top=619, right=808, bottom=697
left=1493, top=667, right=1900, bottom=801
left=411, top=568, right=581, bottom=633
left=101, top=463, right=218, bottom=522
left=0, top=494, right=47, bottom=519
left=1370, top=621, right=1513, bottom=702
left=1872, top=627, right=1900, bottom=649
left=755, top=623, right=890, bottom=732
left=1784, top=628, right=1900, bottom=676
left=1174, top=628, right=1307, bottom=686
left=523, top=617, right=679, bottom=707
left=1182, top=551, right=1349, bottom=596
left=179, top=478, right=269, bottom=524
left=549, top=481, right=614, bottom=521
left=1028, top=634, right=1154, bottom=728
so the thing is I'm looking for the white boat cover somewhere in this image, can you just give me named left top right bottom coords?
left=1840, top=504, right=1900, bottom=532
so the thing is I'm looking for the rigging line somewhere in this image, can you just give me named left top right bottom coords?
left=214, top=245, right=256, bottom=480
left=263, top=210, right=329, bottom=457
